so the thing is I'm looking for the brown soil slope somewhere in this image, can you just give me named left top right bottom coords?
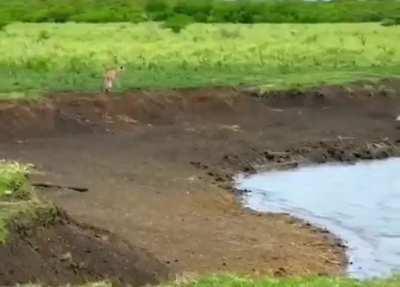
left=0, top=212, right=169, bottom=286
left=1, top=81, right=400, bottom=283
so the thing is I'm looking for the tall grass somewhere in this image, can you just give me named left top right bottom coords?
left=0, top=22, right=399, bottom=98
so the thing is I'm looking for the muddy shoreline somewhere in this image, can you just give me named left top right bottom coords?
left=1, top=81, right=400, bottom=285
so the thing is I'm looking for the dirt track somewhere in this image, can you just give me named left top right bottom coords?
left=1, top=81, right=400, bottom=284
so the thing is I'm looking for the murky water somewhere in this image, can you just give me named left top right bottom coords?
left=236, top=158, right=400, bottom=279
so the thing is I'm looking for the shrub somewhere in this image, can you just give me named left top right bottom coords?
left=37, top=30, right=51, bottom=41
left=71, top=9, right=129, bottom=23
left=163, top=14, right=194, bottom=33
left=382, top=17, right=400, bottom=27
left=0, top=21, right=8, bottom=31
left=145, top=0, right=170, bottom=21
left=172, top=0, right=212, bottom=22
left=209, top=2, right=240, bottom=23
left=47, top=6, right=75, bottom=23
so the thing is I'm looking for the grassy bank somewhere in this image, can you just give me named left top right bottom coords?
left=15, top=275, right=400, bottom=287
left=1, top=0, right=400, bottom=24
left=164, top=275, right=400, bottom=287
left=0, top=22, right=399, bottom=100
left=0, top=160, right=32, bottom=243
left=0, top=160, right=54, bottom=244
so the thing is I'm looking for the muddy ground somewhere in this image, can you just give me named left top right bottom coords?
left=1, top=80, right=400, bottom=285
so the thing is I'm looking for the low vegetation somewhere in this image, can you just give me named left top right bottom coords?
left=0, top=160, right=56, bottom=245
left=0, top=160, right=33, bottom=200
left=20, top=275, right=400, bottom=287
left=165, top=275, right=400, bottom=287
left=13, top=276, right=400, bottom=287
left=0, top=22, right=399, bottom=100
left=0, top=160, right=32, bottom=243
left=1, top=0, right=400, bottom=24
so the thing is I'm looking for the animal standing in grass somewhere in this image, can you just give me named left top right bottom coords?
left=104, top=66, right=125, bottom=93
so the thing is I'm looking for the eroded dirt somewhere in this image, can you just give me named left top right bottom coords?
left=1, top=80, right=400, bottom=284
left=0, top=211, right=169, bottom=286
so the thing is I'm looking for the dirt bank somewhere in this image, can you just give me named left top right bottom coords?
left=1, top=80, right=400, bottom=284
left=0, top=209, right=169, bottom=286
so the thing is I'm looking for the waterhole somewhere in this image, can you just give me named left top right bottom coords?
left=236, top=158, right=400, bottom=279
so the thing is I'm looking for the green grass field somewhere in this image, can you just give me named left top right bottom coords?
left=0, top=22, right=399, bottom=100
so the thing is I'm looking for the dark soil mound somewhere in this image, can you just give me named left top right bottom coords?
left=0, top=212, right=169, bottom=286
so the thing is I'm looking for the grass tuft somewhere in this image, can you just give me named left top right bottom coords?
left=0, top=160, right=57, bottom=245
left=0, top=160, right=33, bottom=201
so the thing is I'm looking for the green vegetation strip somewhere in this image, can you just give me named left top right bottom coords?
left=0, top=23, right=400, bottom=100
left=15, top=275, right=400, bottom=287
left=164, top=275, right=400, bottom=287
left=0, top=0, right=400, bottom=24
